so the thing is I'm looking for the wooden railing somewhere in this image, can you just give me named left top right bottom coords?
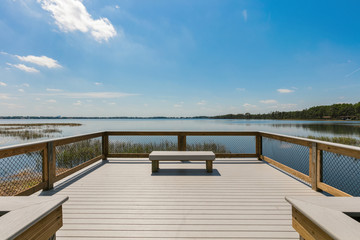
left=259, top=131, right=360, bottom=197
left=0, top=131, right=359, bottom=197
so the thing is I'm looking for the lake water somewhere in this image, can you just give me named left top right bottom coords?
left=1, top=119, right=360, bottom=147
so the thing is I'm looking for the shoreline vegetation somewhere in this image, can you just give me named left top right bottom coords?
left=0, top=123, right=81, bottom=140
left=306, top=136, right=360, bottom=147
left=0, top=102, right=359, bottom=120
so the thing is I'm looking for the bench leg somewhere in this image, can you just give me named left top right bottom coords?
left=206, top=160, right=213, bottom=173
left=152, top=160, right=159, bottom=173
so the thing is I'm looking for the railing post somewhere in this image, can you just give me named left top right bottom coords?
left=310, top=142, right=319, bottom=191
left=178, top=134, right=186, bottom=151
left=102, top=132, right=109, bottom=160
left=317, top=148, right=323, bottom=190
left=256, top=134, right=262, bottom=160
left=44, top=142, right=56, bottom=190
left=42, top=144, right=49, bottom=191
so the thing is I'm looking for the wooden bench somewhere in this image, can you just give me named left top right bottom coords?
left=149, top=151, right=215, bottom=173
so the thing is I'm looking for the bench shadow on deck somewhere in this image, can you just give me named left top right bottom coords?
left=36, top=158, right=323, bottom=240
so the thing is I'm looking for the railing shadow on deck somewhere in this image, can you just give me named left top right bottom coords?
left=38, top=160, right=106, bottom=196
left=151, top=168, right=221, bottom=176
left=0, top=131, right=359, bottom=197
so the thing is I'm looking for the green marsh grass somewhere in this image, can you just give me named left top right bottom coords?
left=0, top=123, right=81, bottom=140
left=307, top=136, right=360, bottom=147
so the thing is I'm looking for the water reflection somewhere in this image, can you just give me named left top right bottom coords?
left=271, top=122, right=360, bottom=136
left=0, top=119, right=360, bottom=147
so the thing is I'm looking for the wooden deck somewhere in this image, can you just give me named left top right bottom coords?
left=37, top=158, right=323, bottom=239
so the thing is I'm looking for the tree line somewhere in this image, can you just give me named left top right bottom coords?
left=212, top=102, right=360, bottom=120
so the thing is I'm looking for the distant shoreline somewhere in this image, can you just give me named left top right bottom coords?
left=0, top=117, right=359, bottom=121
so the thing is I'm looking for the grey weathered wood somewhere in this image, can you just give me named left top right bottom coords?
left=0, top=196, right=68, bottom=239
left=149, top=151, right=215, bottom=173
left=32, top=157, right=324, bottom=239
left=286, top=196, right=360, bottom=240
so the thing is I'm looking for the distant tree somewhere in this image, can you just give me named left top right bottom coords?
left=211, top=102, right=360, bottom=120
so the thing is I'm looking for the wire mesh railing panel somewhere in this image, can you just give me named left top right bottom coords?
left=262, top=137, right=309, bottom=175
left=322, top=151, right=360, bottom=196
left=109, top=136, right=178, bottom=153
left=0, top=151, right=43, bottom=196
left=55, top=137, right=102, bottom=176
left=186, top=136, right=255, bottom=153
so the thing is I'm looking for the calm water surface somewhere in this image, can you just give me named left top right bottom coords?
left=0, top=119, right=360, bottom=147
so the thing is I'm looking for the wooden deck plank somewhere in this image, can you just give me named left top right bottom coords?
left=60, top=224, right=295, bottom=231
left=63, top=209, right=292, bottom=215
left=57, top=230, right=299, bottom=238
left=36, top=158, right=323, bottom=239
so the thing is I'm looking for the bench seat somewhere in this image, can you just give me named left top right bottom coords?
left=149, top=151, right=215, bottom=173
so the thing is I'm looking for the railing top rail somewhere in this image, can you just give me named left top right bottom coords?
left=52, top=132, right=103, bottom=146
left=0, top=131, right=104, bottom=152
left=259, top=131, right=360, bottom=154
left=0, top=140, right=47, bottom=152
left=105, top=131, right=259, bottom=136
left=0, top=142, right=47, bottom=159
left=1, top=130, right=359, bottom=157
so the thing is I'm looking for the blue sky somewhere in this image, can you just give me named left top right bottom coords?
left=0, top=0, right=359, bottom=117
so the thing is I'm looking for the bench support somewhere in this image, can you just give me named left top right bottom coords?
left=151, top=160, right=213, bottom=173
left=152, top=160, right=159, bottom=172
left=150, top=151, right=215, bottom=174
left=206, top=160, right=213, bottom=173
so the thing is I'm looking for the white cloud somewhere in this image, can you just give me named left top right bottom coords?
left=345, top=66, right=360, bottom=77
left=277, top=88, right=294, bottom=93
left=45, top=91, right=138, bottom=99
left=16, top=55, right=61, bottom=68
left=46, top=88, right=63, bottom=92
left=35, top=98, right=41, bottom=101
left=260, top=99, right=277, bottom=104
left=0, top=103, right=24, bottom=109
left=39, top=0, right=117, bottom=42
left=279, top=103, right=297, bottom=109
left=18, top=89, right=25, bottom=93
left=236, top=88, right=245, bottom=91
left=115, top=5, right=120, bottom=9
left=242, top=9, right=248, bottom=22
left=174, top=102, right=184, bottom=108
left=0, top=82, right=7, bottom=86
left=108, top=102, right=116, bottom=105
left=7, top=63, right=39, bottom=73
left=243, top=103, right=256, bottom=108
left=197, top=100, right=206, bottom=105
left=46, top=99, right=57, bottom=103
left=73, top=100, right=82, bottom=106
left=269, top=103, right=297, bottom=110
left=94, top=82, right=103, bottom=86
left=0, top=94, right=11, bottom=100
left=22, top=83, right=30, bottom=87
